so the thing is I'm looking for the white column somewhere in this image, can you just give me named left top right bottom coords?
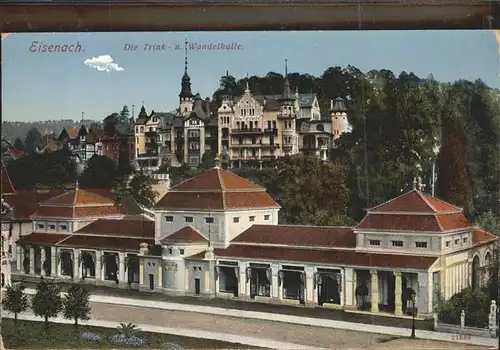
left=95, top=251, right=101, bottom=280
left=40, top=247, right=46, bottom=277
left=305, top=266, right=315, bottom=305
left=238, top=262, right=248, bottom=297
left=57, top=250, right=62, bottom=276
left=16, top=245, right=21, bottom=271
left=271, top=263, right=279, bottom=299
left=370, top=270, right=379, bottom=313
left=394, top=271, right=403, bottom=316
left=29, top=246, right=35, bottom=275
left=101, top=253, right=106, bottom=280
left=418, top=272, right=429, bottom=315
left=119, top=252, right=126, bottom=283
left=73, top=249, right=80, bottom=279
left=344, top=268, right=355, bottom=307
left=50, top=246, right=57, bottom=277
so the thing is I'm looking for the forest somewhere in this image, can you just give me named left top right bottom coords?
left=5, top=65, right=500, bottom=227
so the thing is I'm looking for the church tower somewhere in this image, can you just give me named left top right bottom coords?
left=217, top=71, right=233, bottom=160
left=278, top=59, right=298, bottom=156
left=179, top=39, right=194, bottom=117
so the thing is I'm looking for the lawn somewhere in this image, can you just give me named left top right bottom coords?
left=1, top=319, right=260, bottom=349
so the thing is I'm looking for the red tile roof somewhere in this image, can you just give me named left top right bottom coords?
left=357, top=190, right=471, bottom=233
left=369, top=190, right=461, bottom=213
left=74, top=219, right=154, bottom=239
left=472, top=227, right=498, bottom=245
left=43, top=188, right=115, bottom=205
left=232, top=225, right=356, bottom=248
left=3, top=189, right=65, bottom=220
left=155, top=167, right=280, bottom=211
left=161, top=226, right=208, bottom=243
left=17, top=233, right=71, bottom=245
left=58, top=235, right=154, bottom=252
left=1, top=161, right=16, bottom=195
left=214, top=245, right=438, bottom=270
left=31, top=188, right=124, bottom=219
left=68, top=127, right=79, bottom=138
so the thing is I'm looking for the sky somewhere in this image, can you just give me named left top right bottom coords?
left=2, top=30, right=499, bottom=122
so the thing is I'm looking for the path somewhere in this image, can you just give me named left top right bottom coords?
left=18, top=288, right=499, bottom=348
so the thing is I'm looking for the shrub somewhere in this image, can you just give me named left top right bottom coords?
left=80, top=332, right=102, bottom=342
left=434, top=287, right=491, bottom=327
left=2, top=284, right=28, bottom=323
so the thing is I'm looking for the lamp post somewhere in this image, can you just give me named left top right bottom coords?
left=431, top=143, right=439, bottom=197
left=410, top=291, right=416, bottom=339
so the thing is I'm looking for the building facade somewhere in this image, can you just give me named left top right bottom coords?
left=9, top=163, right=498, bottom=319
left=217, top=64, right=353, bottom=169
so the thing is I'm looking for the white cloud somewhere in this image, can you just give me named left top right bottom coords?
left=84, top=55, right=124, bottom=72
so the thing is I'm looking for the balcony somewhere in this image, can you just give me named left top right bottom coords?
left=231, top=128, right=263, bottom=135
left=260, top=143, right=280, bottom=149
left=231, top=156, right=262, bottom=161
left=283, top=143, right=293, bottom=150
left=277, top=112, right=296, bottom=120
left=230, top=143, right=262, bottom=148
left=264, top=128, right=278, bottom=136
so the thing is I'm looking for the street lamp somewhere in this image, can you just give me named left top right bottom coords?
left=431, top=143, right=439, bottom=197
left=410, top=291, right=416, bottom=339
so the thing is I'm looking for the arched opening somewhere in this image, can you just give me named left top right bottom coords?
left=472, top=255, right=481, bottom=290
left=483, top=252, right=492, bottom=285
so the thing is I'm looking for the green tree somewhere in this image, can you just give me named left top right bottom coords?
left=199, top=151, right=217, bottom=170
left=23, top=127, right=44, bottom=154
left=2, top=284, right=28, bottom=323
left=13, top=137, right=24, bottom=150
left=475, top=210, right=500, bottom=236
left=119, top=105, right=130, bottom=124
left=62, top=284, right=91, bottom=329
left=79, top=155, right=118, bottom=189
left=31, top=279, right=63, bottom=328
left=271, top=154, right=352, bottom=226
left=436, top=111, right=473, bottom=217
left=116, top=322, right=142, bottom=338
left=128, top=170, right=159, bottom=208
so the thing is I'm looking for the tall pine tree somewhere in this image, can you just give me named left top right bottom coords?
left=436, top=113, right=473, bottom=217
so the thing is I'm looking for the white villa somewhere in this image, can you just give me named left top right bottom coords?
left=2, top=161, right=498, bottom=319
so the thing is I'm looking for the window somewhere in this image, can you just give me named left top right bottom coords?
left=49, top=224, right=56, bottom=230
left=249, top=216, right=255, bottom=222
left=264, top=215, right=270, bottom=220
left=233, top=217, right=240, bottom=223
left=415, top=241, right=428, bottom=248
left=179, top=249, right=185, bottom=255
left=446, top=241, right=451, bottom=248
left=369, top=239, right=380, bottom=246
left=37, top=224, right=45, bottom=230
left=60, top=224, right=68, bottom=231
left=168, top=248, right=172, bottom=254
left=391, top=240, right=404, bottom=247
left=463, top=237, right=468, bottom=243
left=205, top=217, right=214, bottom=224
left=193, top=266, right=197, bottom=271
left=185, top=217, right=193, bottom=223
left=165, top=216, right=173, bottom=222
left=454, top=239, right=459, bottom=245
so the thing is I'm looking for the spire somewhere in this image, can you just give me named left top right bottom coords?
left=179, top=39, right=193, bottom=99
left=279, top=58, right=294, bottom=101
left=245, top=73, right=250, bottom=93
left=412, top=177, right=417, bottom=190
left=184, top=38, right=188, bottom=74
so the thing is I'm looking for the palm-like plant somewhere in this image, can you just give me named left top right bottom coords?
left=116, top=322, right=141, bottom=339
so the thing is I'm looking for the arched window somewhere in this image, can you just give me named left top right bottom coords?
left=472, top=255, right=481, bottom=290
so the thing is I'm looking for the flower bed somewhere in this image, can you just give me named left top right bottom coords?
left=80, top=332, right=103, bottom=342
left=161, top=342, right=183, bottom=350
left=109, top=333, right=148, bottom=348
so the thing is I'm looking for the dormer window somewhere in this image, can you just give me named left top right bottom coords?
left=391, top=240, right=404, bottom=247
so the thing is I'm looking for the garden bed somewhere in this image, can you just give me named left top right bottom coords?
left=1, top=319, right=260, bottom=349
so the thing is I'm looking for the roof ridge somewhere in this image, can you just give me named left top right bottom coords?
left=367, top=190, right=417, bottom=212
left=416, top=190, right=438, bottom=213
left=217, top=168, right=227, bottom=209
left=434, top=213, right=445, bottom=232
